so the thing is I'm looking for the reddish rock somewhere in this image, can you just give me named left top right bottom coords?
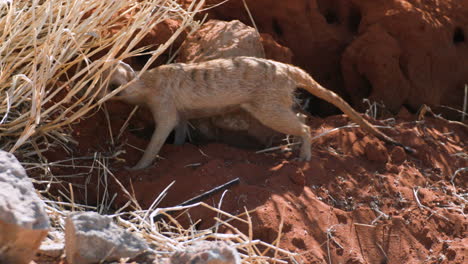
left=364, top=139, right=389, bottom=163
left=178, top=19, right=265, bottom=62
left=260, top=33, right=293, bottom=63
left=126, top=19, right=186, bottom=70
left=390, top=146, right=407, bottom=164
left=205, top=0, right=468, bottom=117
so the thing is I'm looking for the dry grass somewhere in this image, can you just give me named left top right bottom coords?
left=0, top=0, right=202, bottom=154
left=0, top=1, right=296, bottom=263
left=42, top=157, right=299, bottom=263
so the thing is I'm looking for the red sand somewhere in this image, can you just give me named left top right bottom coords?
left=35, top=101, right=467, bottom=263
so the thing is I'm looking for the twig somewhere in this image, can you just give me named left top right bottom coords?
left=273, top=207, right=285, bottom=264
left=242, top=0, right=260, bottom=45
left=450, top=167, right=468, bottom=185
left=179, top=178, right=240, bottom=206
left=370, top=202, right=389, bottom=225
left=184, top=162, right=202, bottom=167
left=413, top=187, right=428, bottom=210
left=256, top=125, right=359, bottom=154
left=412, top=187, right=450, bottom=222
left=117, top=105, right=139, bottom=140
left=325, top=225, right=344, bottom=264
left=462, top=84, right=467, bottom=121
left=326, top=227, right=332, bottom=264
left=376, top=242, right=388, bottom=262
left=214, top=189, right=229, bottom=234
left=354, top=223, right=375, bottom=264
left=424, top=105, right=468, bottom=129
left=363, top=98, right=378, bottom=119
left=0, top=91, right=10, bottom=124
left=143, top=181, right=176, bottom=222
left=102, top=104, right=114, bottom=146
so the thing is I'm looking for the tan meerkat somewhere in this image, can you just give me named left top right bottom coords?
left=101, top=57, right=414, bottom=170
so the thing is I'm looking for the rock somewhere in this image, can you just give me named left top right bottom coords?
left=259, top=33, right=293, bottom=63
left=170, top=241, right=241, bottom=264
left=65, top=211, right=149, bottom=264
left=205, top=0, right=468, bottom=117
left=0, top=151, right=50, bottom=264
left=178, top=19, right=265, bottom=62
left=34, top=230, right=65, bottom=262
left=127, top=251, right=158, bottom=264
left=390, top=146, right=407, bottom=164
left=179, top=19, right=292, bottom=64
left=37, top=242, right=65, bottom=259
left=128, top=19, right=187, bottom=70
left=364, top=139, right=389, bottom=163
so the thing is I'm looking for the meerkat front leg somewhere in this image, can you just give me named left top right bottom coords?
left=131, top=109, right=179, bottom=170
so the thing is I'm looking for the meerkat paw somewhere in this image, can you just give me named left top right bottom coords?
left=125, top=164, right=150, bottom=171
left=298, top=151, right=312, bottom=161
left=291, top=154, right=311, bottom=162
left=125, top=165, right=140, bottom=171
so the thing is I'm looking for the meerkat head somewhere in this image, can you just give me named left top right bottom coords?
left=98, top=61, right=140, bottom=102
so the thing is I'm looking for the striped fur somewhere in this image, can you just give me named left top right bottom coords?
left=102, top=57, right=413, bottom=169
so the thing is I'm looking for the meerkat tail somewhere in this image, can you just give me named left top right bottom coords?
left=289, top=67, right=415, bottom=154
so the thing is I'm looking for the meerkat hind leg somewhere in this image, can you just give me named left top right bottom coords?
left=243, top=105, right=312, bottom=161
left=173, top=121, right=188, bottom=145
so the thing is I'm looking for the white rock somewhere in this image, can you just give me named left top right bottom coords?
left=37, top=242, right=65, bottom=259
left=0, top=150, right=50, bottom=264
left=65, top=211, right=149, bottom=264
left=170, top=241, right=241, bottom=264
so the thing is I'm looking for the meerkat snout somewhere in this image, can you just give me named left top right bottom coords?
left=108, top=82, right=121, bottom=93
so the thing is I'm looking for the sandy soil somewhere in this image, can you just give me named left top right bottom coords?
left=34, top=101, right=467, bottom=263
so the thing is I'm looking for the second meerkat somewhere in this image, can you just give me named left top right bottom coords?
left=103, top=56, right=414, bottom=170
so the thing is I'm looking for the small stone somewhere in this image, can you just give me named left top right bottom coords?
left=390, top=146, right=407, bottom=164
left=37, top=242, right=65, bottom=259
left=0, top=151, right=50, bottom=264
left=127, top=251, right=158, bottom=264
left=65, top=211, right=149, bottom=264
left=170, top=241, right=241, bottom=264
left=364, top=140, right=389, bottom=163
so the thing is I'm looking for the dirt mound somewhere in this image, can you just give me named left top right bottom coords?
left=204, top=0, right=468, bottom=117
left=36, top=101, right=467, bottom=263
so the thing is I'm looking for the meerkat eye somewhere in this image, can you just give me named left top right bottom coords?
left=109, top=83, right=120, bottom=91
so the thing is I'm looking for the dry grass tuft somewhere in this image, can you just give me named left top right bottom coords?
left=0, top=0, right=202, bottom=154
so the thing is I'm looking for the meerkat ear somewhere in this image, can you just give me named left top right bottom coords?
left=117, top=61, right=138, bottom=81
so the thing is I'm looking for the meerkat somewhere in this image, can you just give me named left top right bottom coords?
left=101, top=57, right=414, bottom=170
